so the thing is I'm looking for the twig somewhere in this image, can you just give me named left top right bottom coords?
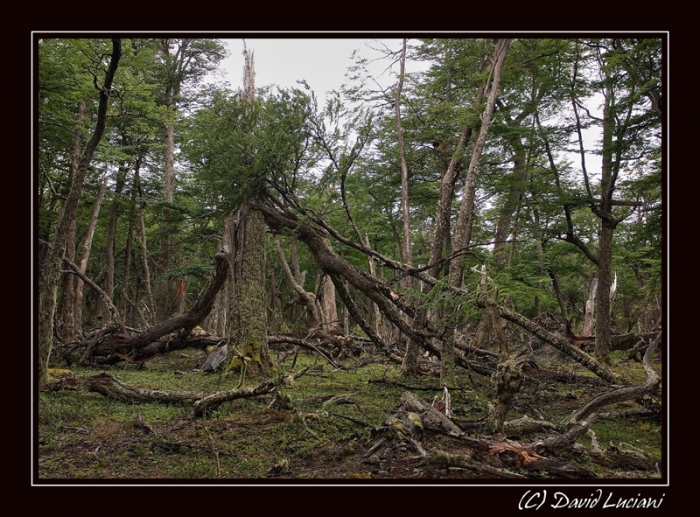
left=203, top=425, right=221, bottom=477
left=133, top=412, right=158, bottom=435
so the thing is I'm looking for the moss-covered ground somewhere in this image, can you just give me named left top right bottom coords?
left=36, top=346, right=663, bottom=482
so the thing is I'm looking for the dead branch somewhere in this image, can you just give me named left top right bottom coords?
left=62, top=257, right=124, bottom=332
left=570, top=442, right=656, bottom=471
left=81, top=251, right=228, bottom=360
left=561, top=332, right=661, bottom=426
left=133, top=412, right=158, bottom=435
left=427, top=450, right=527, bottom=479
left=87, top=373, right=206, bottom=403
left=400, top=391, right=596, bottom=478
left=529, top=414, right=599, bottom=455
left=193, top=381, right=275, bottom=417
left=268, top=335, right=349, bottom=370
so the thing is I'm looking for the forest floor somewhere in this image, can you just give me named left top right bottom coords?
left=36, top=344, right=663, bottom=483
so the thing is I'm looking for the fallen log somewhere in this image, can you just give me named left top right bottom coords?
left=193, top=381, right=275, bottom=417
left=427, top=450, right=526, bottom=479
left=399, top=391, right=597, bottom=478
left=479, top=298, right=626, bottom=385
left=561, top=332, right=661, bottom=426
left=85, top=372, right=278, bottom=418
left=77, top=252, right=229, bottom=361
left=86, top=373, right=206, bottom=404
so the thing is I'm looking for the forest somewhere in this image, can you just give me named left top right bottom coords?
left=36, top=37, right=664, bottom=482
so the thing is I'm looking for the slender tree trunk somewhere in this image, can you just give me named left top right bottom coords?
left=449, top=38, right=510, bottom=288
left=401, top=50, right=488, bottom=379
left=274, top=234, right=321, bottom=329
left=59, top=219, right=77, bottom=342
left=267, top=263, right=285, bottom=333
left=595, top=220, right=614, bottom=361
left=120, top=168, right=139, bottom=323
left=38, top=39, right=121, bottom=387
left=321, top=274, right=338, bottom=332
left=156, top=120, right=175, bottom=322
left=395, top=39, right=413, bottom=283
left=137, top=166, right=156, bottom=325
left=594, top=82, right=623, bottom=363
left=105, top=163, right=128, bottom=322
left=74, top=176, right=107, bottom=332
left=365, top=235, right=385, bottom=341
left=438, top=39, right=509, bottom=385
left=58, top=102, right=85, bottom=343
left=493, top=140, right=526, bottom=269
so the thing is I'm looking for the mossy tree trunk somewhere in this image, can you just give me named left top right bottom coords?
left=38, top=39, right=122, bottom=388
left=225, top=202, right=271, bottom=378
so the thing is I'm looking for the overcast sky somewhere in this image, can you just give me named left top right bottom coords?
left=208, top=38, right=603, bottom=175
left=214, top=39, right=427, bottom=104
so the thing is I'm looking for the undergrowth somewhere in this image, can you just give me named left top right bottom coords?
left=36, top=347, right=663, bottom=481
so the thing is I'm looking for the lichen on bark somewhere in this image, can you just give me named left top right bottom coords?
left=226, top=203, right=272, bottom=378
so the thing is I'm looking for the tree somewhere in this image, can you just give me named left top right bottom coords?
left=154, top=38, right=227, bottom=321
left=38, top=38, right=122, bottom=387
left=568, top=38, right=661, bottom=362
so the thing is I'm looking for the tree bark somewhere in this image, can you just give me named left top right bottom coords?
left=38, top=39, right=122, bottom=388
left=85, top=251, right=228, bottom=359
left=73, top=176, right=107, bottom=333
left=105, top=163, right=128, bottom=322
left=449, top=38, right=510, bottom=288
left=226, top=203, right=271, bottom=377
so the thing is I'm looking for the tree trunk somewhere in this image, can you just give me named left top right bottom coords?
left=395, top=38, right=413, bottom=284
left=136, top=166, right=156, bottom=325
left=105, top=163, right=128, bottom=322
left=120, top=169, right=139, bottom=323
left=156, top=121, right=175, bottom=322
left=168, top=279, right=187, bottom=318
left=226, top=203, right=271, bottom=377
left=441, top=39, right=509, bottom=385
left=38, top=39, right=122, bottom=388
left=59, top=219, right=77, bottom=342
left=321, top=273, right=338, bottom=332
left=57, top=100, right=86, bottom=343
left=493, top=139, right=526, bottom=269
left=274, top=234, right=321, bottom=329
left=582, top=276, right=598, bottom=336
left=449, top=38, right=510, bottom=288
left=73, top=176, right=107, bottom=332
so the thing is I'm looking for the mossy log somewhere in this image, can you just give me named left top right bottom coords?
left=85, top=372, right=276, bottom=418
left=86, top=373, right=206, bottom=404
left=400, top=391, right=597, bottom=478
left=193, top=381, right=275, bottom=417
left=77, top=252, right=229, bottom=362
left=560, top=332, right=661, bottom=426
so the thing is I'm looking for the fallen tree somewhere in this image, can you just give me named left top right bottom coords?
left=68, top=251, right=229, bottom=363
left=367, top=391, right=598, bottom=478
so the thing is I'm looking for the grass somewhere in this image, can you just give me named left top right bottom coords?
left=36, top=346, right=663, bottom=481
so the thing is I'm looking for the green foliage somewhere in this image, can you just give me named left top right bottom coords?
left=38, top=37, right=662, bottom=371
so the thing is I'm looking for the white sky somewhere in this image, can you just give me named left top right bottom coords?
left=209, top=38, right=603, bottom=176
left=214, top=39, right=427, bottom=104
